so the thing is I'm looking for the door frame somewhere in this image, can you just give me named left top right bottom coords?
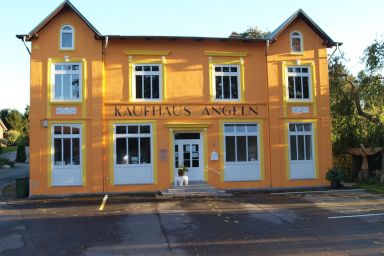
left=173, top=133, right=204, bottom=181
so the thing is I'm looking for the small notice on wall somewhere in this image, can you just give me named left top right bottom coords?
left=210, top=151, right=218, bottom=161
left=159, top=149, right=168, bottom=161
left=292, top=106, right=309, bottom=113
left=56, top=107, right=77, bottom=115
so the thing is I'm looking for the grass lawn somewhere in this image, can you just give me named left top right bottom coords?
left=358, top=183, right=384, bottom=193
left=1, top=146, right=17, bottom=153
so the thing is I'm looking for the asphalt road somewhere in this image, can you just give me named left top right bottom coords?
left=0, top=163, right=29, bottom=187
left=1, top=189, right=384, bottom=255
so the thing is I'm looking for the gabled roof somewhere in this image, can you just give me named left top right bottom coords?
left=16, top=0, right=101, bottom=41
left=0, top=119, right=7, bottom=131
left=268, top=9, right=340, bottom=47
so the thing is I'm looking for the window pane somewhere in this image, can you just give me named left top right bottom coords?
left=235, top=125, right=246, bottom=133
left=230, top=67, right=237, bottom=72
left=62, top=33, right=72, bottom=48
left=302, top=68, right=308, bottom=73
left=289, top=124, right=296, bottom=132
left=72, top=138, right=80, bottom=165
left=175, top=133, right=200, bottom=140
left=224, top=124, right=235, bottom=133
left=152, top=66, right=159, bottom=71
left=135, top=75, right=143, bottom=98
left=237, top=136, right=247, bottom=161
left=55, top=74, right=62, bottom=99
left=143, top=75, right=151, bottom=98
left=72, top=74, right=79, bottom=99
left=72, top=127, right=80, bottom=134
left=296, top=124, right=303, bottom=131
left=302, top=77, right=309, bottom=99
left=140, top=125, right=150, bottom=134
left=183, top=144, right=191, bottom=167
left=116, top=138, right=127, bottom=164
left=54, top=139, right=62, bottom=164
left=140, top=138, right=151, bottom=164
left=230, top=76, right=238, bottom=99
left=292, top=38, right=301, bottom=52
left=305, top=135, right=312, bottom=160
left=246, top=124, right=257, bottom=133
left=288, top=67, right=293, bottom=72
left=247, top=136, right=258, bottom=161
left=175, top=145, right=179, bottom=168
left=225, top=136, right=236, bottom=162
left=215, top=76, right=222, bottom=99
left=63, top=74, right=70, bottom=99
left=215, top=67, right=221, bottom=72
left=54, top=126, right=62, bottom=134
left=55, top=65, right=62, bottom=71
left=63, top=126, right=71, bottom=134
left=144, top=66, right=150, bottom=71
left=288, top=77, right=295, bottom=98
left=223, top=67, right=229, bottom=72
left=63, top=138, right=71, bottom=165
left=297, top=135, right=305, bottom=160
left=128, top=138, right=139, bottom=164
left=135, top=66, right=142, bottom=71
left=128, top=126, right=138, bottom=134
left=63, top=65, right=71, bottom=71
left=304, top=124, right=311, bottom=131
left=116, top=125, right=126, bottom=134
left=290, top=135, right=297, bottom=160
left=295, top=77, right=302, bottom=98
left=223, top=76, right=230, bottom=98
left=152, top=75, right=159, bottom=99
left=71, top=65, right=79, bottom=70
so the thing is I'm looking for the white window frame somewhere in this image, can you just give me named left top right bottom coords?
left=290, top=31, right=303, bottom=53
left=213, top=64, right=241, bottom=101
left=288, top=123, right=314, bottom=161
left=132, top=64, right=162, bottom=101
left=51, top=62, right=82, bottom=102
left=224, top=123, right=259, bottom=163
left=60, top=25, right=74, bottom=50
left=286, top=66, right=312, bottom=101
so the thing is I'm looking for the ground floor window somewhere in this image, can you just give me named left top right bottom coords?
left=114, top=123, right=153, bottom=185
left=51, top=124, right=82, bottom=186
left=224, top=123, right=261, bottom=181
left=288, top=123, right=315, bottom=179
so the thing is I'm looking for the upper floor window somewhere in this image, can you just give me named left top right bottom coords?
left=52, top=63, right=81, bottom=101
left=287, top=66, right=311, bottom=100
left=290, top=31, right=303, bottom=53
left=61, top=25, right=74, bottom=49
left=213, top=65, right=240, bottom=100
left=132, top=64, right=161, bottom=100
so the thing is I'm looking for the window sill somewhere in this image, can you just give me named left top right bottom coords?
left=50, top=101, right=82, bottom=105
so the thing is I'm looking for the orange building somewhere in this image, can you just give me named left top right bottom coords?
left=17, top=1, right=339, bottom=196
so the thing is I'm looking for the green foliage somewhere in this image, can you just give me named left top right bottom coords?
left=0, top=106, right=29, bottom=145
left=231, top=26, right=269, bottom=39
left=326, top=167, right=345, bottom=182
left=16, top=144, right=26, bottom=163
left=364, top=39, right=384, bottom=72
left=5, top=130, right=20, bottom=146
left=0, top=157, right=15, bottom=168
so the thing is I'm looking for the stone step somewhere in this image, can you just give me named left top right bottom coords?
left=161, top=183, right=232, bottom=198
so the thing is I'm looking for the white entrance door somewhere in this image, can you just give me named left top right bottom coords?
left=289, top=123, right=315, bottom=179
left=174, top=133, right=204, bottom=181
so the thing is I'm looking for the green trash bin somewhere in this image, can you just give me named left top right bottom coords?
left=16, top=177, right=29, bottom=198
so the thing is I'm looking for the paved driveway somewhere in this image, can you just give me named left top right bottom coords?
left=0, top=189, right=383, bottom=255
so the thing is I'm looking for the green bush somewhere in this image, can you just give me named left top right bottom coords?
left=5, top=130, right=20, bottom=146
left=16, top=144, right=26, bottom=163
left=0, top=157, right=14, bottom=168
left=326, top=167, right=345, bottom=182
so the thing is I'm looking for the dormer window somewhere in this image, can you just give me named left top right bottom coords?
left=290, top=31, right=303, bottom=53
left=60, top=25, right=74, bottom=49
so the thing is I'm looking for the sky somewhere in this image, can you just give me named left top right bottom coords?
left=1, top=0, right=383, bottom=112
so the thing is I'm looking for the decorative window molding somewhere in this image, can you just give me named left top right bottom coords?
left=60, top=25, right=74, bottom=50
left=212, top=64, right=240, bottom=101
left=290, top=31, right=303, bottom=53
left=131, top=64, right=162, bottom=101
left=51, top=62, right=82, bottom=102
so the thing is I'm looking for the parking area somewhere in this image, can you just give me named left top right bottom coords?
left=0, top=189, right=383, bottom=255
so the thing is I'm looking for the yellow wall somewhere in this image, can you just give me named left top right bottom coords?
left=28, top=8, right=332, bottom=196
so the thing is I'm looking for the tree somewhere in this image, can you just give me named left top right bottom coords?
left=230, top=26, right=269, bottom=39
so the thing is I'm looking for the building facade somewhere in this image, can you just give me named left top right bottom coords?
left=17, top=1, right=338, bottom=196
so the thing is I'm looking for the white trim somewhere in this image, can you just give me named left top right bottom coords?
left=212, top=64, right=241, bottom=101
left=328, top=213, right=384, bottom=219
left=286, top=65, right=312, bottom=101
left=60, top=25, right=74, bottom=50
left=290, top=31, right=303, bottom=53
left=51, top=62, right=82, bottom=102
left=131, top=64, right=162, bottom=101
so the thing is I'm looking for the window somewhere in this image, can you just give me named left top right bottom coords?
left=213, top=65, right=240, bottom=100
left=52, top=63, right=81, bottom=101
left=53, top=125, right=81, bottom=166
left=287, top=66, right=311, bottom=100
left=60, top=25, right=74, bottom=49
left=132, top=64, right=161, bottom=100
left=224, top=124, right=258, bottom=162
left=115, top=124, right=152, bottom=165
left=290, top=31, right=303, bottom=52
left=289, top=123, right=312, bottom=161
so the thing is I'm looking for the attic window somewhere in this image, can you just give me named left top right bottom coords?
left=61, top=25, right=74, bottom=49
left=290, top=31, right=303, bottom=53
